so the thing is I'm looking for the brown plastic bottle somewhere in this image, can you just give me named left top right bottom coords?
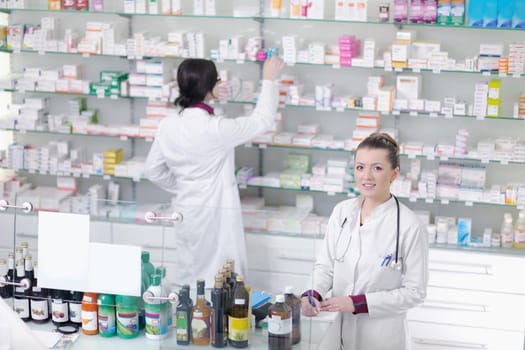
left=284, top=286, right=301, bottom=344
left=191, top=279, right=211, bottom=345
left=228, top=275, right=249, bottom=348
left=268, top=294, right=292, bottom=350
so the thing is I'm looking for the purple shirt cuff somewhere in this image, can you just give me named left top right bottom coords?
left=301, top=290, right=323, bottom=302
left=349, top=294, right=368, bottom=314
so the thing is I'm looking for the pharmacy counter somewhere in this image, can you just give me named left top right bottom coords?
left=3, top=299, right=341, bottom=350
left=29, top=316, right=340, bottom=350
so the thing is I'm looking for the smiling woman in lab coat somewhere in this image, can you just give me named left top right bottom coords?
left=144, top=57, right=284, bottom=287
left=302, top=133, right=429, bottom=350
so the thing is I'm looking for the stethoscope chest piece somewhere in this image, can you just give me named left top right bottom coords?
left=390, top=259, right=402, bottom=270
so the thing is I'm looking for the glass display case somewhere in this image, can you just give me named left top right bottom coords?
left=0, top=194, right=339, bottom=349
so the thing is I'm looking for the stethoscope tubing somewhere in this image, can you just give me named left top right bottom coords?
left=335, top=195, right=400, bottom=265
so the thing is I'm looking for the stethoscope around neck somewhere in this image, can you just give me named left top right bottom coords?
left=334, top=195, right=402, bottom=270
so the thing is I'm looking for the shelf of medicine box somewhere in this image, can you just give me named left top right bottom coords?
left=0, top=166, right=145, bottom=182
left=0, top=88, right=257, bottom=106
left=7, top=217, right=525, bottom=254
left=0, top=46, right=267, bottom=67
left=2, top=46, right=522, bottom=79
left=0, top=198, right=178, bottom=225
left=0, top=47, right=239, bottom=63
left=243, top=183, right=519, bottom=208
left=3, top=7, right=525, bottom=33
left=6, top=212, right=327, bottom=239
left=1, top=203, right=327, bottom=239
left=247, top=142, right=525, bottom=166
left=282, top=102, right=525, bottom=122
left=0, top=7, right=256, bottom=20
left=245, top=229, right=324, bottom=240
left=256, top=15, right=525, bottom=32
left=1, top=127, right=156, bottom=142
left=243, top=183, right=358, bottom=197
left=0, top=46, right=186, bottom=61
left=429, top=242, right=525, bottom=257
left=395, top=194, right=518, bottom=208
left=265, top=57, right=525, bottom=79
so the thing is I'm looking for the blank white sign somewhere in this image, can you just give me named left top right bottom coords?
left=38, top=211, right=90, bottom=292
left=88, top=243, right=141, bottom=296
left=38, top=211, right=142, bottom=296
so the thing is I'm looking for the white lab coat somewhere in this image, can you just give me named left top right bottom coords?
left=311, top=196, right=429, bottom=350
left=145, top=80, right=279, bottom=287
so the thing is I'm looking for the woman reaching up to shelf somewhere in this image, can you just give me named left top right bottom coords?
left=301, top=132, right=429, bottom=350
left=144, top=56, right=284, bottom=287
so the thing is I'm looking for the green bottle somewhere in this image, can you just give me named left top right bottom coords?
left=144, top=274, right=169, bottom=340
left=115, top=295, right=139, bottom=339
left=140, top=251, right=155, bottom=329
left=98, top=294, right=116, bottom=337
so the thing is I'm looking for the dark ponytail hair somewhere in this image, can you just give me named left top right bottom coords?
left=356, top=132, right=400, bottom=169
left=174, top=58, right=218, bottom=109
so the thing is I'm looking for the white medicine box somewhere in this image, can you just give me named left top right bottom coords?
left=396, top=75, right=422, bottom=100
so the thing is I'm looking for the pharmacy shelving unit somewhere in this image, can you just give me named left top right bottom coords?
left=1, top=1, right=525, bottom=348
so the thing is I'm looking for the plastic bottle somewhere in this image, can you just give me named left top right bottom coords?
left=513, top=210, right=525, bottom=248
left=284, top=286, right=301, bottom=344
left=501, top=213, right=514, bottom=248
left=268, top=294, right=292, bottom=350
left=228, top=275, right=249, bottom=348
left=81, top=292, right=99, bottom=335
left=14, top=259, right=30, bottom=321
left=98, top=294, right=116, bottom=337
left=176, top=286, right=192, bottom=345
left=191, top=279, right=211, bottom=345
left=69, top=291, right=83, bottom=326
left=211, top=275, right=227, bottom=348
left=51, top=289, right=69, bottom=326
left=116, top=295, right=139, bottom=339
left=144, top=274, right=169, bottom=340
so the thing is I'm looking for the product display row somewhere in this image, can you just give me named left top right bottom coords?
left=0, top=240, right=309, bottom=349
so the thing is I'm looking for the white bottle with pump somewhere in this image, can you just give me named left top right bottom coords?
left=143, top=274, right=168, bottom=340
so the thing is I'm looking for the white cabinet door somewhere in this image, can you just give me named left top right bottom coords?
left=428, top=249, right=525, bottom=294
left=408, top=286, right=525, bottom=332
left=409, top=321, right=524, bottom=350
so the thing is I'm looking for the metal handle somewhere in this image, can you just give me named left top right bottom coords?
left=422, top=299, right=489, bottom=312
left=413, top=337, right=487, bottom=349
left=277, top=253, right=315, bottom=262
left=144, top=211, right=183, bottom=224
left=0, top=276, right=31, bottom=291
left=429, top=260, right=493, bottom=275
left=143, top=291, right=179, bottom=304
left=0, top=200, right=33, bottom=213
